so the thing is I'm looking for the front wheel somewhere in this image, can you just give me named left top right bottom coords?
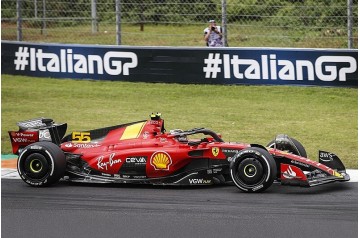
left=267, top=136, right=307, bottom=158
left=17, top=142, right=66, bottom=187
left=230, top=147, right=277, bottom=193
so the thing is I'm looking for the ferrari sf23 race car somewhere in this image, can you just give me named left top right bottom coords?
left=9, top=113, right=350, bottom=193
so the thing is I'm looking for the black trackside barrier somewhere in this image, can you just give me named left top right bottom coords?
left=1, top=41, right=357, bottom=87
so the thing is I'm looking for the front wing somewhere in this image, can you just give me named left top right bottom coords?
left=280, top=163, right=350, bottom=187
left=279, top=150, right=350, bottom=187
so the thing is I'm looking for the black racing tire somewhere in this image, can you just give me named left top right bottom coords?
left=267, top=137, right=307, bottom=158
left=230, top=147, right=277, bottom=193
left=17, top=142, right=66, bottom=187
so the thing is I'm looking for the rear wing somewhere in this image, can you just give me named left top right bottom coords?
left=9, top=118, right=67, bottom=154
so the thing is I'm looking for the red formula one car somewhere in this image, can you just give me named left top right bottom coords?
left=9, top=113, right=350, bottom=192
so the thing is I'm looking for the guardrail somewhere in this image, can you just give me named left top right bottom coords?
left=1, top=41, right=357, bottom=87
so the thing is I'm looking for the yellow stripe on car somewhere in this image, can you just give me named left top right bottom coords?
left=120, top=122, right=146, bottom=140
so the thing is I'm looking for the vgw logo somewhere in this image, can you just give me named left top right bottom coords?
left=14, top=47, right=138, bottom=76
left=189, top=178, right=212, bottom=184
left=203, top=53, right=357, bottom=82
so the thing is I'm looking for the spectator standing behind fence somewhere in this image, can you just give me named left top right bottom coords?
left=204, top=20, right=224, bottom=47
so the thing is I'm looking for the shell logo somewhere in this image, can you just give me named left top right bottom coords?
left=150, top=151, right=172, bottom=170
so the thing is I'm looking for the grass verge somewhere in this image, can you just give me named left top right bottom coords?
left=1, top=74, right=357, bottom=168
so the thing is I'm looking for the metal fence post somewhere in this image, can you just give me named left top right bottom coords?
left=34, top=0, right=37, bottom=18
left=41, top=0, right=46, bottom=35
left=116, top=0, right=121, bottom=45
left=91, top=0, right=98, bottom=33
left=16, top=0, right=22, bottom=41
left=221, top=0, right=228, bottom=47
left=347, top=0, right=353, bottom=49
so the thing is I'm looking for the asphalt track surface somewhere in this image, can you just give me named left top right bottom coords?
left=1, top=179, right=357, bottom=238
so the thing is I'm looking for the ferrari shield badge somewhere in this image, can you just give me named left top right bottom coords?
left=212, top=147, right=220, bottom=157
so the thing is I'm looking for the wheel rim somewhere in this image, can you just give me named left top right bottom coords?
left=29, top=159, right=43, bottom=173
left=235, top=157, right=266, bottom=186
left=243, top=164, right=257, bottom=178
left=22, top=153, right=50, bottom=180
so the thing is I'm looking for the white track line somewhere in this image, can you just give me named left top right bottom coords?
left=1, top=168, right=358, bottom=182
left=1, top=169, right=20, bottom=179
left=347, top=169, right=358, bottom=182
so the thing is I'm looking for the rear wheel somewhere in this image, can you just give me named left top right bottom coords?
left=17, top=142, right=66, bottom=187
left=230, top=147, right=277, bottom=193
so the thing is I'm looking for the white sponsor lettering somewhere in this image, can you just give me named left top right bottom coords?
left=204, top=53, right=357, bottom=82
left=30, top=145, right=42, bottom=150
left=39, top=130, right=51, bottom=140
left=315, top=56, right=357, bottom=81
left=189, top=178, right=212, bottom=184
left=252, top=184, right=264, bottom=191
left=14, top=132, right=35, bottom=137
left=17, top=47, right=138, bottom=75
left=97, top=153, right=122, bottom=170
left=126, top=157, right=146, bottom=163
left=291, top=160, right=310, bottom=168
left=65, top=143, right=101, bottom=149
left=18, top=119, right=44, bottom=128
left=319, top=152, right=334, bottom=162
left=13, top=138, right=30, bottom=143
